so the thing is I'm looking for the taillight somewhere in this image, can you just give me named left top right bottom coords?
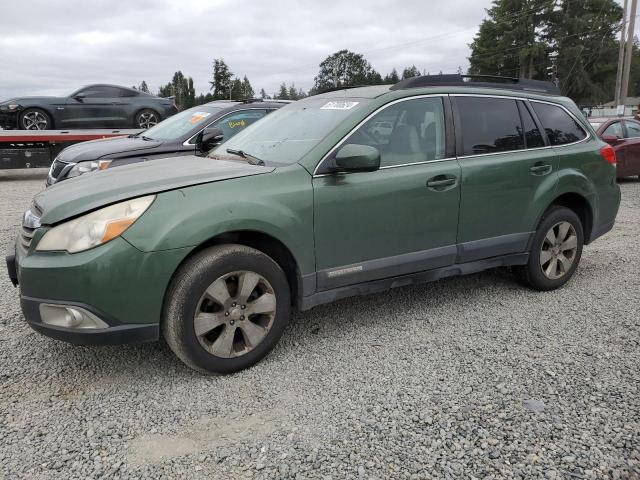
left=600, top=144, right=616, bottom=166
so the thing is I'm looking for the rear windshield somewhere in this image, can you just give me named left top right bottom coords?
left=143, top=105, right=223, bottom=140
left=210, top=97, right=371, bottom=164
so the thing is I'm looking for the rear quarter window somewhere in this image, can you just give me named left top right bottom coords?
left=531, top=102, right=587, bottom=146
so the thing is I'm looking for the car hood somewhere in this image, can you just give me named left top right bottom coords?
left=2, top=96, right=61, bottom=105
left=57, top=136, right=161, bottom=162
left=34, top=156, right=274, bottom=224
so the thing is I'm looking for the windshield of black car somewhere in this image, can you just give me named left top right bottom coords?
left=209, top=98, right=370, bottom=164
left=142, top=106, right=223, bottom=140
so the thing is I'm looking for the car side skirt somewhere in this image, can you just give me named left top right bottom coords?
left=299, top=252, right=529, bottom=311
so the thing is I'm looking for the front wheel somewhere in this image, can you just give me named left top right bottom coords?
left=162, top=245, right=290, bottom=374
left=19, top=108, right=51, bottom=130
left=516, top=206, right=584, bottom=291
left=134, top=109, right=159, bottom=129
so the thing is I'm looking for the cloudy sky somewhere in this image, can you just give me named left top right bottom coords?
left=0, top=0, right=494, bottom=99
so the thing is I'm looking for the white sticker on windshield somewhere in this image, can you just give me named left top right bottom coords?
left=321, top=101, right=359, bottom=110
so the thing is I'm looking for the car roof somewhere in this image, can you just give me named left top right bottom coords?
left=82, top=84, right=152, bottom=96
left=313, top=85, right=392, bottom=99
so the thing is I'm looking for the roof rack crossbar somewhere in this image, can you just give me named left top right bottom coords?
left=390, top=74, right=560, bottom=95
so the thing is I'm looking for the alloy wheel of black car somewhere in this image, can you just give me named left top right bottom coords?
left=136, top=109, right=159, bottom=129
left=20, top=109, right=51, bottom=130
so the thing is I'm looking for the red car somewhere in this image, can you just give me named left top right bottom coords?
left=589, top=117, right=640, bottom=178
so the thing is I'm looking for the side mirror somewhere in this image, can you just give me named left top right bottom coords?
left=198, top=127, right=224, bottom=152
left=332, top=144, right=381, bottom=173
left=601, top=134, right=620, bottom=145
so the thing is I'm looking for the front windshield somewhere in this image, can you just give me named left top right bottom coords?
left=143, top=105, right=222, bottom=140
left=210, top=97, right=371, bottom=164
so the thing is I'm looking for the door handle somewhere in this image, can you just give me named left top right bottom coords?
left=426, top=175, right=457, bottom=189
left=529, top=163, right=552, bottom=176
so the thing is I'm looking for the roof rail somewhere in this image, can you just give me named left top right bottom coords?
left=390, top=74, right=561, bottom=95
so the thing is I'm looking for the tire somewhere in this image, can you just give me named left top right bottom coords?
left=19, top=108, right=51, bottom=130
left=162, top=245, right=291, bottom=375
left=516, top=206, right=584, bottom=291
left=134, top=109, right=160, bottom=129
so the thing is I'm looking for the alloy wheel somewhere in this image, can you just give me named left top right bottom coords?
left=540, top=221, right=578, bottom=280
left=137, top=112, right=158, bottom=129
left=22, top=111, right=48, bottom=130
left=193, top=271, right=277, bottom=358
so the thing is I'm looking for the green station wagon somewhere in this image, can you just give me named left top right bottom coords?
left=6, top=75, right=621, bottom=374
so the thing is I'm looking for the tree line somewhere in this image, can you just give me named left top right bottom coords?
left=468, top=0, right=640, bottom=105
left=133, top=53, right=433, bottom=111
left=134, top=0, right=640, bottom=110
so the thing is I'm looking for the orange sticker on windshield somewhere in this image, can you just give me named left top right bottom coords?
left=228, top=119, right=246, bottom=129
left=189, top=112, right=211, bottom=124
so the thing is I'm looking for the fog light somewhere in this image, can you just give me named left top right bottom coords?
left=39, top=304, right=109, bottom=329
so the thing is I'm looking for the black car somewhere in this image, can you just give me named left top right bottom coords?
left=0, top=84, right=178, bottom=131
left=46, top=100, right=288, bottom=185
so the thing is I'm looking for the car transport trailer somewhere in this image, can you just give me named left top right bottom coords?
left=0, top=129, right=141, bottom=170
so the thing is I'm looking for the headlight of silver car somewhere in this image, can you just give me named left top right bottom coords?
left=36, top=195, right=155, bottom=253
left=66, top=160, right=113, bottom=178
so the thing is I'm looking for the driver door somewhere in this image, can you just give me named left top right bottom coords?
left=62, top=86, right=122, bottom=128
left=312, top=96, right=461, bottom=291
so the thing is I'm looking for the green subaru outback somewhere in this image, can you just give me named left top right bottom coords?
left=6, top=75, right=620, bottom=374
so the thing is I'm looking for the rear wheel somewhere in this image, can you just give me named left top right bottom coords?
left=162, top=245, right=290, bottom=374
left=19, top=108, right=51, bottom=130
left=134, top=109, right=159, bottom=129
left=516, top=206, right=584, bottom=291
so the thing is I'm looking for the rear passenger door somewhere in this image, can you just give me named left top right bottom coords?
left=622, top=119, right=640, bottom=176
left=453, top=95, right=559, bottom=262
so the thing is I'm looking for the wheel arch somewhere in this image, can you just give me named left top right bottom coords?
left=18, top=106, right=56, bottom=129
left=543, top=192, right=595, bottom=244
left=167, top=230, right=304, bottom=309
left=133, top=107, right=161, bottom=126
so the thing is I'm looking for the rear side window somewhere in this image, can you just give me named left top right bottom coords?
left=456, top=97, right=524, bottom=156
left=531, top=102, right=587, bottom=146
left=119, top=89, right=139, bottom=97
left=603, top=122, right=624, bottom=138
left=624, top=120, right=640, bottom=138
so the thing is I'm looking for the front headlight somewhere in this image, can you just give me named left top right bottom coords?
left=0, top=103, right=20, bottom=112
left=67, top=160, right=112, bottom=178
left=36, top=195, right=155, bottom=253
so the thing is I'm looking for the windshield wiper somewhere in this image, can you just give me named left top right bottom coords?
left=225, top=148, right=264, bottom=166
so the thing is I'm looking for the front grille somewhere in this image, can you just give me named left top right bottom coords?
left=20, top=226, right=35, bottom=250
left=20, top=206, right=42, bottom=251
left=50, top=158, right=68, bottom=179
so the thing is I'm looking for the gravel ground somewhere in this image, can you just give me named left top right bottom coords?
left=1, top=169, right=639, bottom=480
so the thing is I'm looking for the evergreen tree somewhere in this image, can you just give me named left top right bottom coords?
left=277, top=83, right=289, bottom=100
left=209, top=58, right=233, bottom=100
left=288, top=83, right=299, bottom=100
left=550, top=0, right=622, bottom=104
left=313, top=49, right=377, bottom=90
left=384, top=69, right=400, bottom=83
left=230, top=77, right=243, bottom=100
left=402, top=65, right=421, bottom=79
left=157, top=71, right=195, bottom=110
left=469, top=0, right=553, bottom=79
left=297, top=88, right=307, bottom=99
left=139, top=80, right=150, bottom=93
left=241, top=75, right=254, bottom=99
left=259, top=88, right=267, bottom=99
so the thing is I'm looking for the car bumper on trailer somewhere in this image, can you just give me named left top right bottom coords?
left=0, top=111, right=18, bottom=129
